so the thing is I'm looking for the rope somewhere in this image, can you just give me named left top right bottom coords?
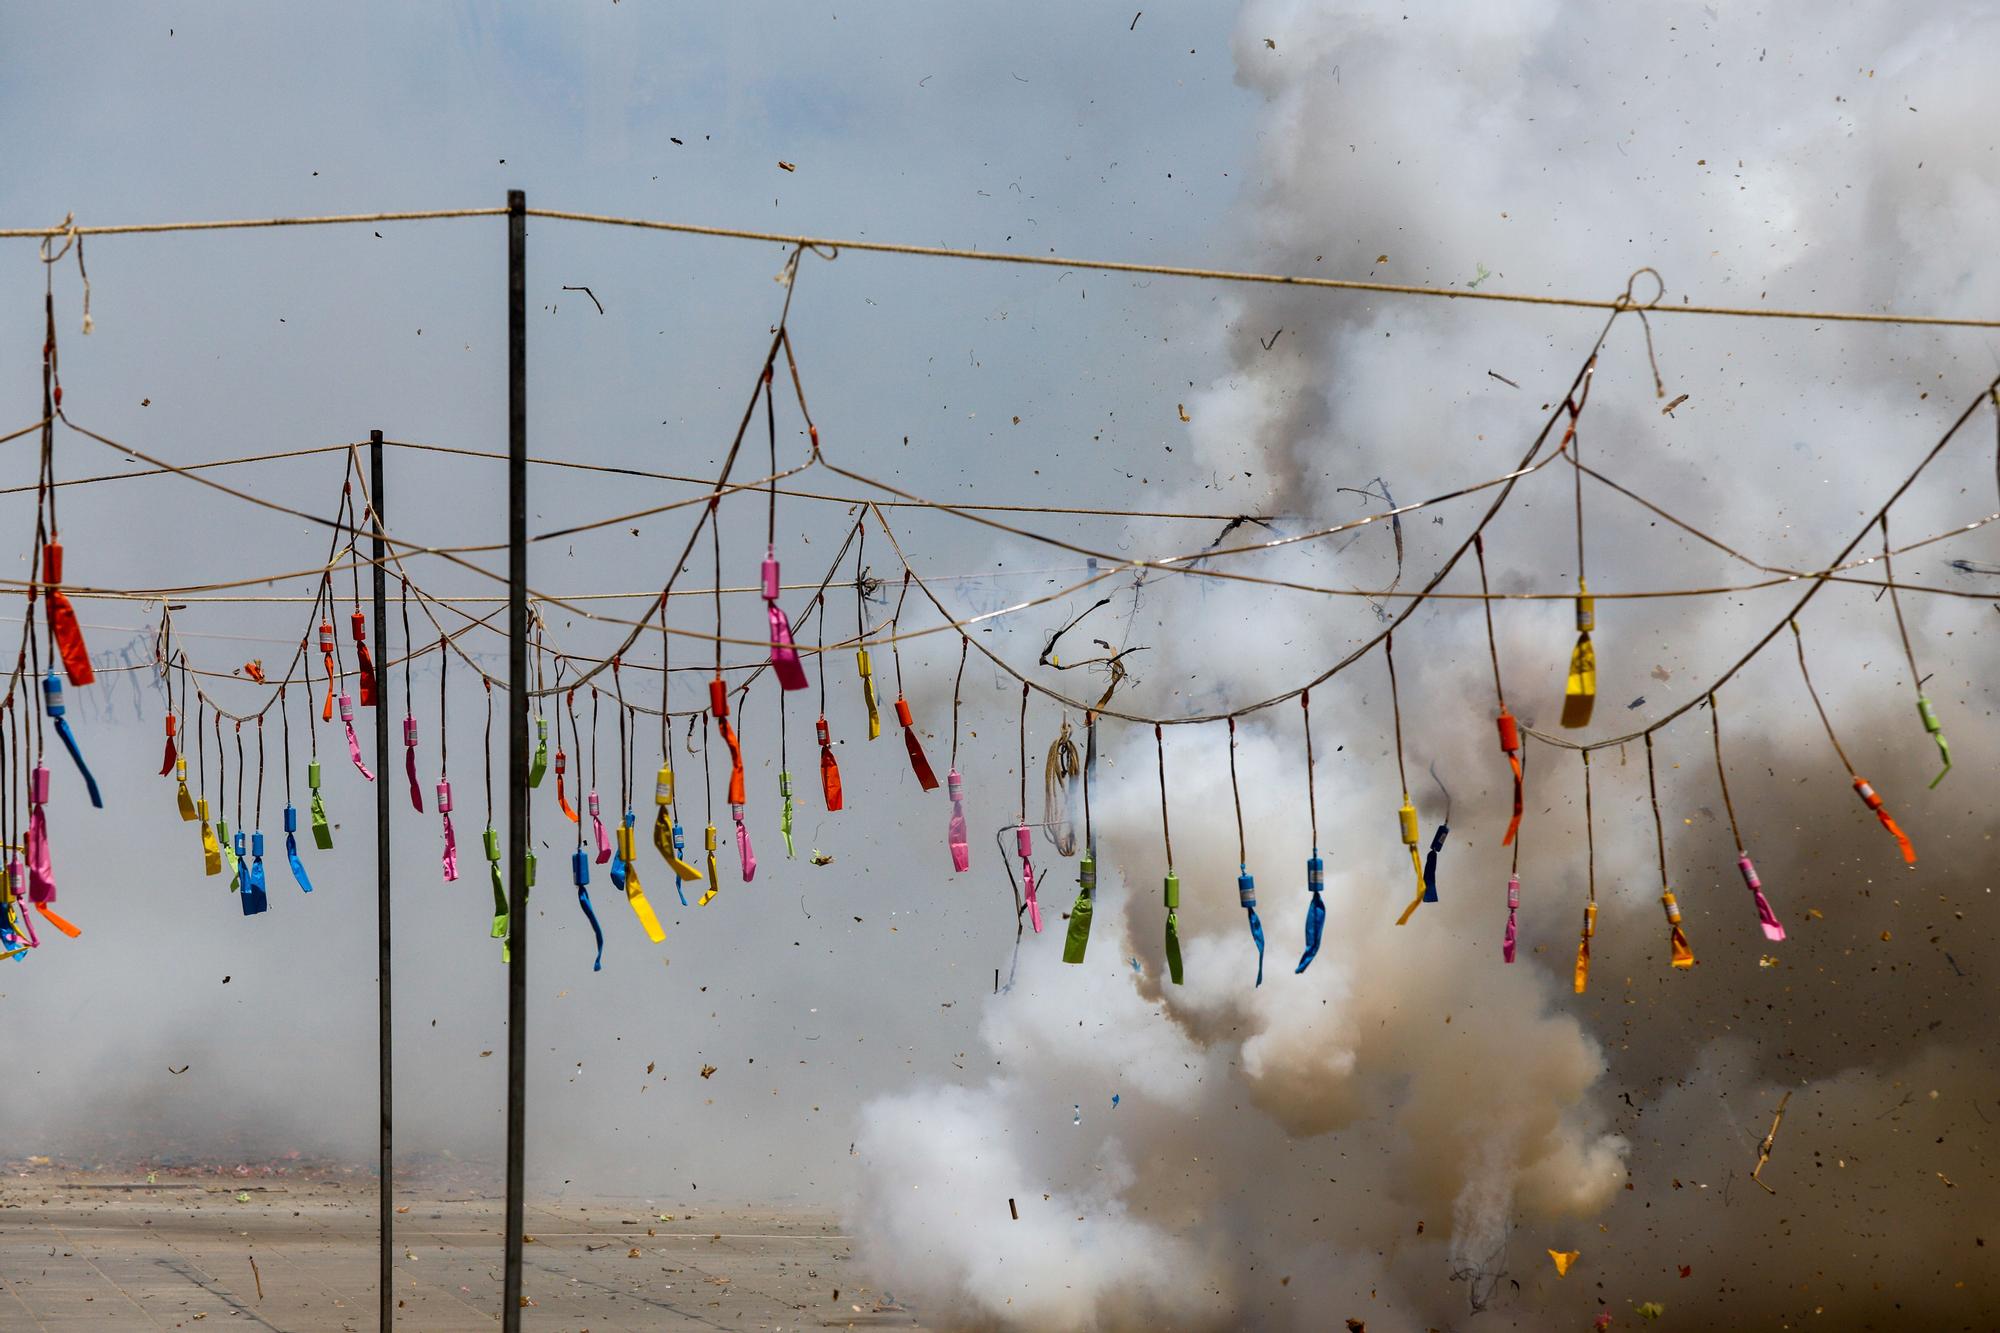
left=1790, top=619, right=1855, bottom=775
left=1154, top=723, right=1173, bottom=868
left=1302, top=692, right=1318, bottom=848
left=1227, top=716, right=1246, bottom=867
left=0, top=207, right=508, bottom=238
left=1709, top=693, right=1743, bottom=854
left=950, top=636, right=969, bottom=769
left=1473, top=533, right=1506, bottom=708
left=1017, top=683, right=1030, bottom=823
left=4, top=202, right=1997, bottom=326
left=1583, top=750, right=1596, bottom=908
left=1383, top=631, right=1411, bottom=797
left=1645, top=732, right=1668, bottom=886
left=1880, top=515, right=1923, bottom=688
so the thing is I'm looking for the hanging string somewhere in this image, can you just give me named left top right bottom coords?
left=281, top=685, right=293, bottom=807
left=1062, top=708, right=1098, bottom=965
left=1226, top=715, right=1263, bottom=986
left=1575, top=749, right=1597, bottom=994
left=766, top=366, right=779, bottom=544
left=484, top=678, right=494, bottom=821
left=854, top=516, right=880, bottom=740
left=1303, top=691, right=1318, bottom=847
left=1790, top=618, right=1915, bottom=864
left=1502, top=739, right=1525, bottom=962
left=1384, top=632, right=1411, bottom=797
left=1712, top=691, right=1785, bottom=942
left=1645, top=732, right=1694, bottom=967
left=1228, top=717, right=1247, bottom=867
left=1013, top=682, right=1040, bottom=932
left=1710, top=693, right=1744, bottom=854
left=1560, top=359, right=1601, bottom=730
left=950, top=635, right=969, bottom=768
left=233, top=720, right=244, bottom=832
left=1385, top=632, right=1427, bottom=925
left=438, top=635, right=449, bottom=775
left=566, top=688, right=584, bottom=847
left=1882, top=514, right=1951, bottom=786
left=1296, top=691, right=1326, bottom=974
left=698, top=705, right=719, bottom=906
left=1017, top=682, right=1030, bottom=824
left=668, top=592, right=684, bottom=756
left=1156, top=722, right=1183, bottom=984
left=1790, top=619, right=1854, bottom=773
left=401, top=573, right=413, bottom=705
left=712, top=493, right=724, bottom=679
left=1476, top=533, right=1525, bottom=846
left=254, top=716, right=264, bottom=828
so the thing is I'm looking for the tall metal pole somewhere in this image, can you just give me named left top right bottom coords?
left=502, top=189, right=530, bottom=1331
left=369, top=428, right=394, bottom=1331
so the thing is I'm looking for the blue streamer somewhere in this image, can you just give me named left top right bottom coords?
left=610, top=810, right=630, bottom=894
left=1295, top=851, right=1325, bottom=974
left=241, top=831, right=269, bottom=916
left=1238, top=867, right=1265, bottom=987
left=573, top=848, right=603, bottom=971
left=42, top=672, right=102, bottom=808
left=1423, top=823, right=1448, bottom=903
left=283, top=805, right=313, bottom=892
left=671, top=820, right=690, bottom=907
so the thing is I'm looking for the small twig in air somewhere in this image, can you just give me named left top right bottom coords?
left=561, top=285, right=604, bottom=315
left=1260, top=328, right=1284, bottom=351
left=1130, top=10, right=1142, bottom=29
left=1487, top=370, right=1520, bottom=388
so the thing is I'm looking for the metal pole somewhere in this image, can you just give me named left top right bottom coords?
left=502, top=189, right=529, bottom=1331
left=369, top=428, right=394, bottom=1330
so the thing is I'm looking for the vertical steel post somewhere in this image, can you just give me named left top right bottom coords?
left=502, top=189, right=530, bottom=1331
left=369, top=428, right=394, bottom=1330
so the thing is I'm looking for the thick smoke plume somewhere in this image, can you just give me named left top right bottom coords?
left=851, top=2, right=2000, bottom=1327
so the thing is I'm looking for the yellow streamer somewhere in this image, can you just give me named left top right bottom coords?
left=1574, top=902, right=1596, bottom=993
left=1561, top=582, right=1596, bottom=728
left=618, top=825, right=665, bottom=943
left=697, top=823, right=720, bottom=906
left=857, top=648, right=881, bottom=740
left=1394, top=796, right=1426, bottom=924
left=198, top=799, right=221, bottom=876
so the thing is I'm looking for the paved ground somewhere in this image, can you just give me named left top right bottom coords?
left=0, top=1173, right=927, bottom=1331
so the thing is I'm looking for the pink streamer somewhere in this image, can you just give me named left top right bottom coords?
left=403, top=717, right=424, bottom=812
left=1738, top=853, right=1785, bottom=942
left=441, top=812, right=458, bottom=882
left=946, top=769, right=970, bottom=873
left=764, top=552, right=810, bottom=691
left=26, top=766, right=54, bottom=904
left=735, top=804, right=756, bottom=882
left=1503, top=873, right=1520, bottom=963
left=340, top=695, right=374, bottom=781
left=589, top=791, right=612, bottom=864
left=1017, top=825, right=1041, bottom=933
left=9, top=854, right=38, bottom=946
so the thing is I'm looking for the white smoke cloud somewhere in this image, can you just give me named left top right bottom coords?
left=851, top=0, right=2000, bottom=1326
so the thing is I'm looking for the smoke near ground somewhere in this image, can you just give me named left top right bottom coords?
left=849, top=2, right=2000, bottom=1328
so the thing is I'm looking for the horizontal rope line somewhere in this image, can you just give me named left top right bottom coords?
left=1, top=202, right=1993, bottom=327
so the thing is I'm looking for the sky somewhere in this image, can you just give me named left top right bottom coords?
left=4, top=3, right=2000, bottom=1329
